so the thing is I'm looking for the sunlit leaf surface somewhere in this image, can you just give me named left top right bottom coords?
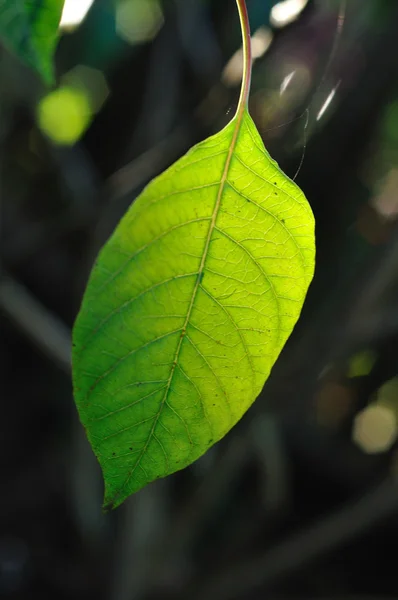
left=0, top=0, right=64, bottom=83
left=72, top=108, right=315, bottom=509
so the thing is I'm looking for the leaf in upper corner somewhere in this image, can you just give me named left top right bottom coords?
left=72, top=107, right=315, bottom=509
left=0, top=0, right=65, bottom=84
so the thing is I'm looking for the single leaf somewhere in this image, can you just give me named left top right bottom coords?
left=72, top=106, right=315, bottom=509
left=0, top=0, right=65, bottom=83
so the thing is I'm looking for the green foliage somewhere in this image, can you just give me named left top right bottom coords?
left=0, top=0, right=65, bottom=83
left=72, top=107, right=315, bottom=509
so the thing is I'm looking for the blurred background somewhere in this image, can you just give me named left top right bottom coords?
left=2, top=0, right=398, bottom=598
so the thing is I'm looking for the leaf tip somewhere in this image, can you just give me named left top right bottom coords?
left=102, top=482, right=126, bottom=512
left=101, top=501, right=114, bottom=514
left=102, top=491, right=117, bottom=513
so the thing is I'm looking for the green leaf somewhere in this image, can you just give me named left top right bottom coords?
left=0, top=0, right=65, bottom=83
left=72, top=108, right=315, bottom=509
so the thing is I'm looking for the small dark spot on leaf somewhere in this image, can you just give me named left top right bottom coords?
left=112, top=452, right=116, bottom=456
left=281, top=218, right=285, bottom=224
left=274, top=181, right=277, bottom=185
left=129, top=447, right=133, bottom=451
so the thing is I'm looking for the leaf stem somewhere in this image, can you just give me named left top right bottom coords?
left=235, top=0, right=252, bottom=113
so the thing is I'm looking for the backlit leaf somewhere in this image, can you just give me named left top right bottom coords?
left=0, top=0, right=65, bottom=83
left=72, top=108, right=315, bottom=509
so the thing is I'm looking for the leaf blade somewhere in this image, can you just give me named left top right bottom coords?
left=0, top=0, right=65, bottom=83
left=72, top=109, right=315, bottom=509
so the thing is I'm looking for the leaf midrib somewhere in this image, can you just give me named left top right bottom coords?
left=107, top=107, right=248, bottom=507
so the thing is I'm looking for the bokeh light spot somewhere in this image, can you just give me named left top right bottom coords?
left=348, top=350, right=376, bottom=378
left=37, top=87, right=92, bottom=146
left=353, top=405, right=397, bottom=454
left=63, top=65, right=110, bottom=113
left=222, top=27, right=273, bottom=86
left=371, top=169, right=398, bottom=220
left=60, top=0, right=95, bottom=31
left=116, top=0, right=164, bottom=45
left=270, top=0, right=309, bottom=28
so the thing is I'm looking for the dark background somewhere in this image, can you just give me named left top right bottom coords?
left=2, top=0, right=398, bottom=598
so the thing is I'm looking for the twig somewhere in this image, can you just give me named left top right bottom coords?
left=0, top=273, right=71, bottom=373
left=194, top=477, right=398, bottom=600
